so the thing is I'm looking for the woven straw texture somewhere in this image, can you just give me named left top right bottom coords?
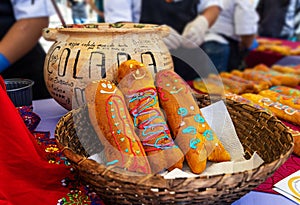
left=55, top=94, right=294, bottom=205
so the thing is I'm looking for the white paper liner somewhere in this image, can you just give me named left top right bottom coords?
left=201, top=100, right=245, bottom=161
left=88, top=100, right=264, bottom=178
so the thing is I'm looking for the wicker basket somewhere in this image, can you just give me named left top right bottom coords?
left=55, top=94, right=294, bottom=205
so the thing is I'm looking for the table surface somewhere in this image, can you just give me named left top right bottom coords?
left=32, top=98, right=298, bottom=205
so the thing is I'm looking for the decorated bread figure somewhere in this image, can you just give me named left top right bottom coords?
left=117, top=60, right=184, bottom=173
left=259, top=89, right=300, bottom=110
left=241, top=69, right=279, bottom=87
left=207, top=74, right=245, bottom=94
left=241, top=93, right=300, bottom=126
left=253, top=64, right=299, bottom=87
left=228, top=70, right=270, bottom=91
left=155, top=69, right=231, bottom=174
left=270, top=85, right=300, bottom=97
left=85, top=79, right=152, bottom=174
left=271, top=64, right=300, bottom=75
left=192, top=77, right=226, bottom=95
left=225, top=93, right=273, bottom=115
left=220, top=72, right=266, bottom=93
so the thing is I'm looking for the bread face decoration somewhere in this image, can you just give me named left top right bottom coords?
left=155, top=70, right=231, bottom=174
left=117, top=60, right=184, bottom=173
left=85, top=79, right=152, bottom=174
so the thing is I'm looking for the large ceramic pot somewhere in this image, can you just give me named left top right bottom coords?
left=43, top=23, right=173, bottom=110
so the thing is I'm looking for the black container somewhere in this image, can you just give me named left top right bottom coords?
left=5, top=78, right=34, bottom=107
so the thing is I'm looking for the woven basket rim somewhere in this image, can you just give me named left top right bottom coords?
left=54, top=96, right=294, bottom=189
left=56, top=141, right=293, bottom=189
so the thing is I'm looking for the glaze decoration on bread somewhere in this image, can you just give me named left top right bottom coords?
left=241, top=93, right=300, bottom=126
left=220, top=72, right=266, bottom=93
left=259, top=89, right=300, bottom=110
left=225, top=93, right=272, bottom=115
left=271, top=64, right=300, bottom=75
left=192, top=77, right=226, bottom=95
left=270, top=85, right=300, bottom=97
left=117, top=60, right=184, bottom=173
left=253, top=64, right=299, bottom=87
left=85, top=79, right=152, bottom=174
left=156, top=70, right=231, bottom=174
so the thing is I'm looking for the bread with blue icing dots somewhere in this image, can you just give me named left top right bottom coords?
left=156, top=69, right=231, bottom=174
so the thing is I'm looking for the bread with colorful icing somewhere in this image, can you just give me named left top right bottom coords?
left=270, top=85, right=300, bottom=97
left=240, top=69, right=279, bottom=87
left=253, top=64, right=299, bottom=87
left=241, top=93, right=300, bottom=126
left=192, top=77, right=226, bottom=95
left=220, top=72, right=267, bottom=93
left=271, top=64, right=300, bottom=75
left=207, top=74, right=246, bottom=94
left=259, top=89, right=300, bottom=110
left=155, top=69, right=231, bottom=174
left=225, top=93, right=273, bottom=115
left=116, top=60, right=184, bottom=173
left=85, top=79, right=152, bottom=174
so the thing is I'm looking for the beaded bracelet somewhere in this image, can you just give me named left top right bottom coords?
left=0, top=53, right=11, bottom=73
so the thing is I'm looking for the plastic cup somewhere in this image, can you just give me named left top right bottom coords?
left=5, top=78, right=34, bottom=107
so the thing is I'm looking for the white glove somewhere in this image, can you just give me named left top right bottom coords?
left=182, top=15, right=209, bottom=48
left=163, top=26, right=182, bottom=50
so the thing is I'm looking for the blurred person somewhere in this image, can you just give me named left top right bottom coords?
left=67, top=0, right=88, bottom=24
left=103, top=0, right=222, bottom=81
left=201, top=0, right=259, bottom=72
left=0, top=0, right=53, bottom=100
left=295, top=6, right=300, bottom=40
left=87, top=0, right=104, bottom=22
left=257, top=0, right=300, bottom=40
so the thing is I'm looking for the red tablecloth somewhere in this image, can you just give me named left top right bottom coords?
left=0, top=76, right=104, bottom=205
left=0, top=77, right=68, bottom=205
left=255, top=154, right=300, bottom=194
left=245, top=37, right=300, bottom=67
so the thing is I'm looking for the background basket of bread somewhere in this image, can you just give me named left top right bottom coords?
left=55, top=60, right=294, bottom=205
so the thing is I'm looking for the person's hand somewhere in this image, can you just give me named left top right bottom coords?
left=163, top=26, right=182, bottom=50
left=182, top=15, right=209, bottom=48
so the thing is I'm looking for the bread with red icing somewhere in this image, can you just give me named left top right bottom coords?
left=116, top=60, right=184, bottom=173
